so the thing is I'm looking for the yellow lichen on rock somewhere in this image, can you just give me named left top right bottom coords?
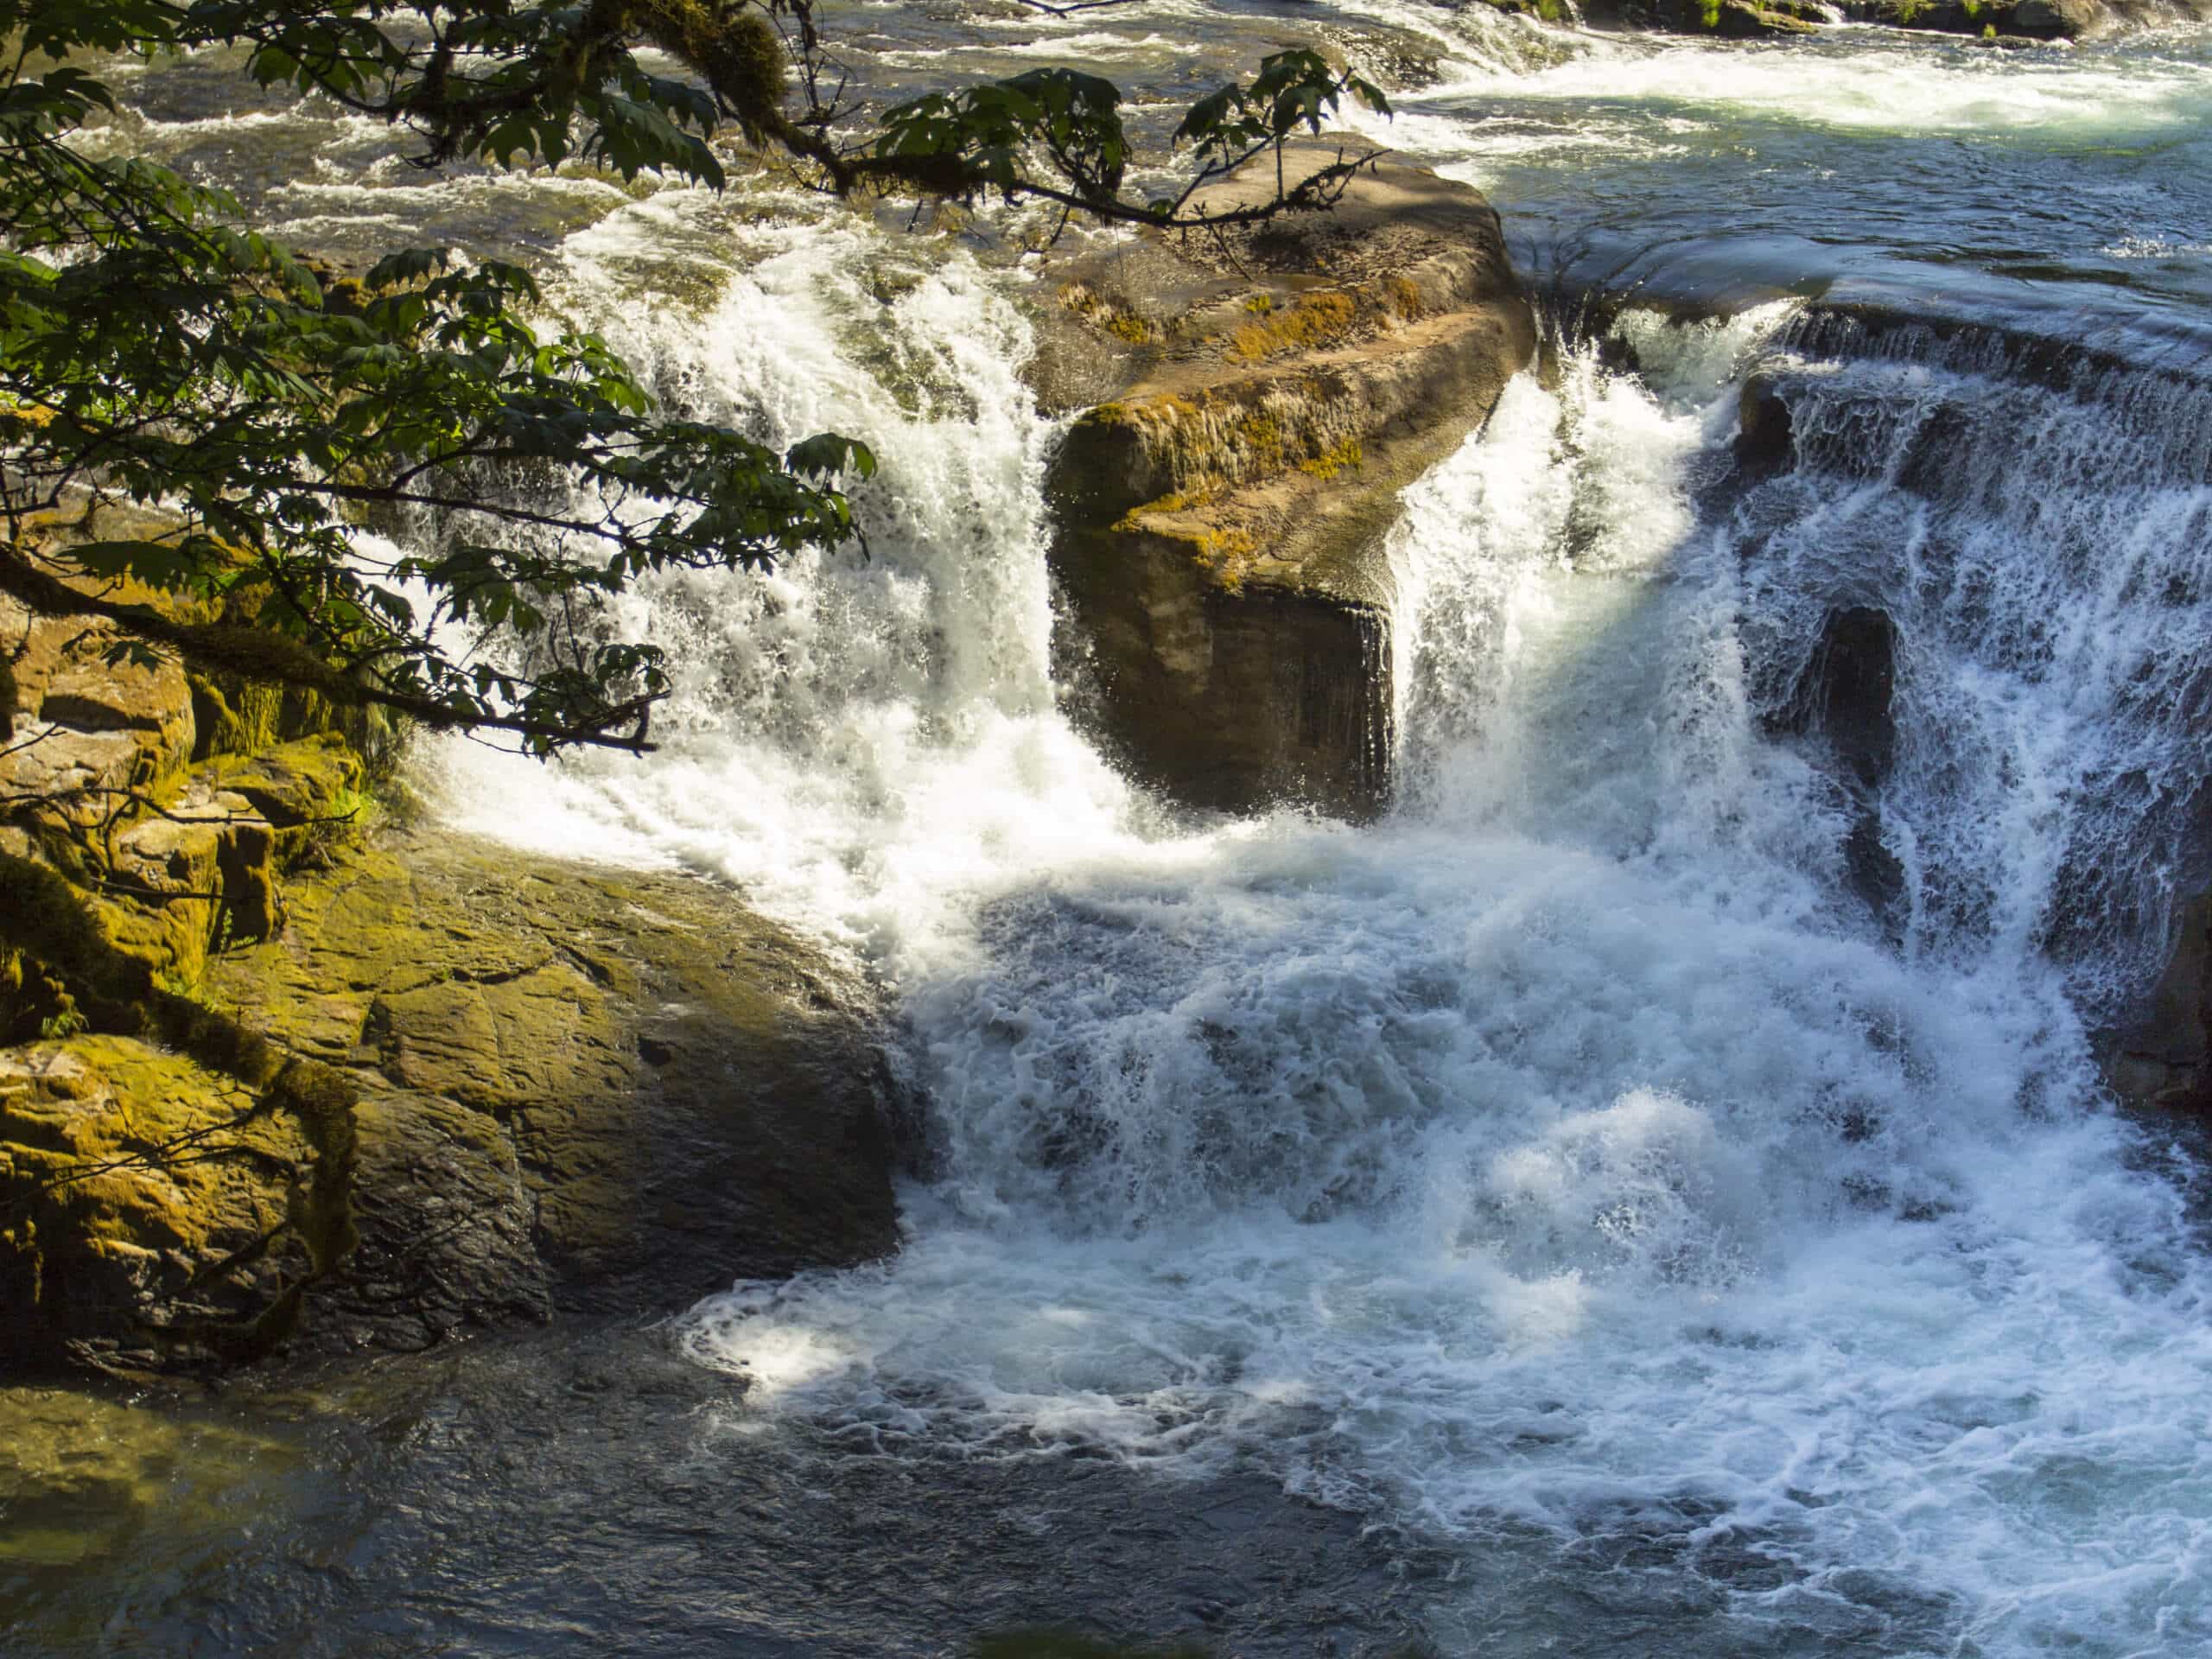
left=1225, top=290, right=1361, bottom=364
left=1039, top=140, right=1536, bottom=821
left=0, top=1034, right=321, bottom=1364
left=1059, top=281, right=1163, bottom=346
left=1297, top=438, right=1364, bottom=480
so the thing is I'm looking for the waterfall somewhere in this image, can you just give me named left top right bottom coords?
left=25, top=9, right=2209, bottom=1649
left=434, top=191, right=1152, bottom=968
left=1739, top=311, right=2212, bottom=1018
left=411, top=67, right=2212, bottom=1659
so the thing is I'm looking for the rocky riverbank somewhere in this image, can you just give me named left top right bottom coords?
left=1576, top=0, right=2212, bottom=42
left=1, top=550, right=906, bottom=1381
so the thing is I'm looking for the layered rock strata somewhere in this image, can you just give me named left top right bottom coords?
left=1037, top=140, right=1536, bottom=818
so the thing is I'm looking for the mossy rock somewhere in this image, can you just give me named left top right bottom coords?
left=201, top=733, right=362, bottom=833
left=0, top=1035, right=325, bottom=1372
left=1675, top=0, right=1825, bottom=32
left=1831, top=0, right=2104, bottom=35
left=196, top=831, right=906, bottom=1357
left=1038, top=142, right=1535, bottom=820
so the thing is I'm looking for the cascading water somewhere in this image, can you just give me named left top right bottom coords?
left=435, top=191, right=1154, bottom=959
left=1740, top=312, right=2212, bottom=1015
left=419, top=178, right=2212, bottom=1648
left=32, top=10, right=2212, bottom=1657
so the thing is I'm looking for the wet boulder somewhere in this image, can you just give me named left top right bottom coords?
left=213, top=833, right=910, bottom=1361
left=1, top=830, right=908, bottom=1376
left=1775, top=607, right=1898, bottom=791
left=2106, top=887, right=2212, bottom=1113
left=1736, top=374, right=1796, bottom=473
left=1764, top=607, right=1903, bottom=928
left=1834, top=0, right=2157, bottom=38
left=1701, top=0, right=1824, bottom=35
left=1037, top=141, right=1536, bottom=819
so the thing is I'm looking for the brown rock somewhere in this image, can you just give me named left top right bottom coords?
left=1040, top=141, right=1536, bottom=818
left=206, top=832, right=906, bottom=1357
left=1737, top=374, right=1796, bottom=473
left=0, top=594, right=194, bottom=804
left=2107, top=890, right=2212, bottom=1112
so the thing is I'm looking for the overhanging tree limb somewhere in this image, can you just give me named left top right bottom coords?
left=0, top=543, right=664, bottom=752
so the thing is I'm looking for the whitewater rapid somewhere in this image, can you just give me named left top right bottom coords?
left=367, top=14, right=2212, bottom=1656
left=406, top=200, right=2212, bottom=1656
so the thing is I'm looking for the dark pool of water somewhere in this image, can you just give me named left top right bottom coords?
left=3, top=1322, right=1445, bottom=1658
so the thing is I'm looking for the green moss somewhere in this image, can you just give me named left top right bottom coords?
left=188, top=663, right=400, bottom=779
left=0, top=851, right=156, bottom=1031
left=203, top=733, right=366, bottom=866
left=1225, top=291, right=1358, bottom=364
left=0, top=843, right=361, bottom=1361
left=622, top=0, right=785, bottom=143
left=1298, top=437, right=1363, bottom=480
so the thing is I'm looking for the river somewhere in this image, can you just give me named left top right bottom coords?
left=9, top=6, right=2212, bottom=1656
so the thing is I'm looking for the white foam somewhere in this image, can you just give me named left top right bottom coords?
left=410, top=56, right=2212, bottom=1659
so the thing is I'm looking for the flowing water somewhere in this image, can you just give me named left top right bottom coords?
left=11, top=8, right=2212, bottom=1657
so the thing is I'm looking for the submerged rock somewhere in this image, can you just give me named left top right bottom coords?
left=1038, top=140, right=1535, bottom=818
left=0, top=1384, right=293, bottom=1567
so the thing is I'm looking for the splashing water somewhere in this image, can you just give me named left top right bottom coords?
left=407, top=149, right=2212, bottom=1650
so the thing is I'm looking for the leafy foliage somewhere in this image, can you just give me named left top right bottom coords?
left=0, top=0, right=1389, bottom=755
left=871, top=49, right=1391, bottom=224
left=0, top=0, right=876, bottom=751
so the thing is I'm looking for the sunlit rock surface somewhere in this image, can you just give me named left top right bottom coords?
left=1037, top=139, right=1536, bottom=819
